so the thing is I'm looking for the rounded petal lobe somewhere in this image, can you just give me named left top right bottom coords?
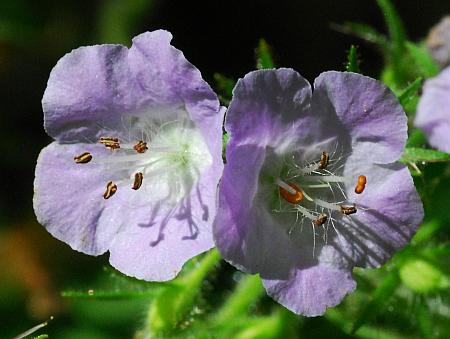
left=415, top=66, right=450, bottom=153
left=263, top=265, right=356, bottom=316
left=43, top=44, right=131, bottom=142
left=225, top=69, right=321, bottom=149
left=313, top=71, right=407, bottom=163
left=109, top=165, right=219, bottom=281
left=338, top=161, right=423, bottom=268
left=33, top=142, right=122, bottom=255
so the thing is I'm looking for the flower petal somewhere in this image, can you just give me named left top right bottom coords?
left=262, top=263, right=356, bottom=316
left=33, top=142, right=122, bottom=255
left=43, top=44, right=131, bottom=142
left=129, top=30, right=223, bottom=162
left=313, top=71, right=407, bottom=163
left=415, top=66, right=450, bottom=153
left=225, top=69, right=329, bottom=150
left=336, top=161, right=423, bottom=268
left=109, top=165, right=219, bottom=281
left=34, top=141, right=221, bottom=281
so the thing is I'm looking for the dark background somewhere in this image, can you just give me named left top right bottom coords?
left=1, top=0, right=449, bottom=337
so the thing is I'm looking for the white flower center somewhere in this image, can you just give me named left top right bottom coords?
left=272, top=148, right=367, bottom=255
left=74, top=111, right=212, bottom=209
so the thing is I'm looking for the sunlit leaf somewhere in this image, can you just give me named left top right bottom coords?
left=405, top=42, right=439, bottom=78
left=397, top=77, right=422, bottom=108
left=376, top=0, right=407, bottom=85
left=401, top=148, right=450, bottom=163
left=399, top=259, right=450, bottom=293
left=256, top=38, right=275, bottom=69
left=346, top=45, right=360, bottom=73
left=147, top=249, right=221, bottom=336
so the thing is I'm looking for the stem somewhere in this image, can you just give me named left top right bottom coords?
left=212, top=274, right=265, bottom=326
left=144, top=249, right=221, bottom=337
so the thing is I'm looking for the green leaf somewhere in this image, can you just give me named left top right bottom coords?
left=397, top=77, right=422, bottom=108
left=331, top=22, right=388, bottom=51
left=406, top=129, right=426, bottom=147
left=61, top=288, right=159, bottom=300
left=212, top=274, right=264, bottom=326
left=399, top=258, right=450, bottom=293
left=214, top=73, right=235, bottom=105
left=97, top=0, right=154, bottom=45
left=401, top=147, right=450, bottom=163
left=256, top=38, right=275, bottom=69
left=146, top=249, right=221, bottom=336
left=405, top=42, right=440, bottom=78
left=376, top=0, right=407, bottom=84
left=351, top=270, right=400, bottom=334
left=346, top=45, right=360, bottom=73
left=222, top=132, right=230, bottom=163
left=411, top=220, right=441, bottom=245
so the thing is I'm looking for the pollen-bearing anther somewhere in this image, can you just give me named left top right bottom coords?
left=74, top=152, right=92, bottom=164
left=132, top=172, right=144, bottom=190
left=354, top=175, right=367, bottom=194
left=103, top=181, right=117, bottom=199
left=133, top=140, right=148, bottom=153
left=99, top=137, right=120, bottom=150
left=279, top=182, right=304, bottom=204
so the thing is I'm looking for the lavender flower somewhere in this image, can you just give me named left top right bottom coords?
left=214, top=69, right=423, bottom=316
left=33, top=30, right=224, bottom=281
left=427, top=16, right=450, bottom=68
left=415, top=66, right=450, bottom=153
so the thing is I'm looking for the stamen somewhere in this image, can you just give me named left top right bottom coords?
left=103, top=181, right=117, bottom=199
left=354, top=175, right=367, bottom=194
left=74, top=152, right=92, bottom=164
left=313, top=213, right=328, bottom=226
left=133, top=140, right=148, bottom=153
left=100, top=137, right=120, bottom=150
left=303, top=175, right=345, bottom=183
left=318, top=151, right=329, bottom=170
left=313, top=198, right=341, bottom=211
left=341, top=204, right=357, bottom=215
left=277, top=178, right=303, bottom=204
left=132, top=172, right=143, bottom=190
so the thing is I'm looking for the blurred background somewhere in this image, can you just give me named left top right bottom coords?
left=1, top=0, right=450, bottom=338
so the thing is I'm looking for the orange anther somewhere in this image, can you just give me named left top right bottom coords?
left=355, top=175, right=367, bottom=194
left=280, top=183, right=304, bottom=204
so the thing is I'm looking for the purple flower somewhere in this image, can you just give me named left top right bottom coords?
left=415, top=66, right=450, bottom=153
left=427, top=16, right=450, bottom=68
left=33, top=30, right=225, bottom=281
left=214, top=69, right=423, bottom=316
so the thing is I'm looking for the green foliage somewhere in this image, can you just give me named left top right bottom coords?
left=405, top=42, right=439, bottom=79
left=351, top=270, right=401, bottom=334
left=346, top=45, right=361, bottom=73
left=256, top=38, right=275, bottom=69
left=331, top=22, right=388, bottom=51
left=376, top=0, right=407, bottom=85
left=399, top=259, right=450, bottom=293
left=214, top=73, right=235, bottom=105
left=62, top=267, right=165, bottom=300
left=146, top=249, right=221, bottom=336
left=401, top=148, right=450, bottom=164
left=97, top=0, right=154, bottom=45
left=397, top=77, right=422, bottom=108
left=212, top=274, right=264, bottom=325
